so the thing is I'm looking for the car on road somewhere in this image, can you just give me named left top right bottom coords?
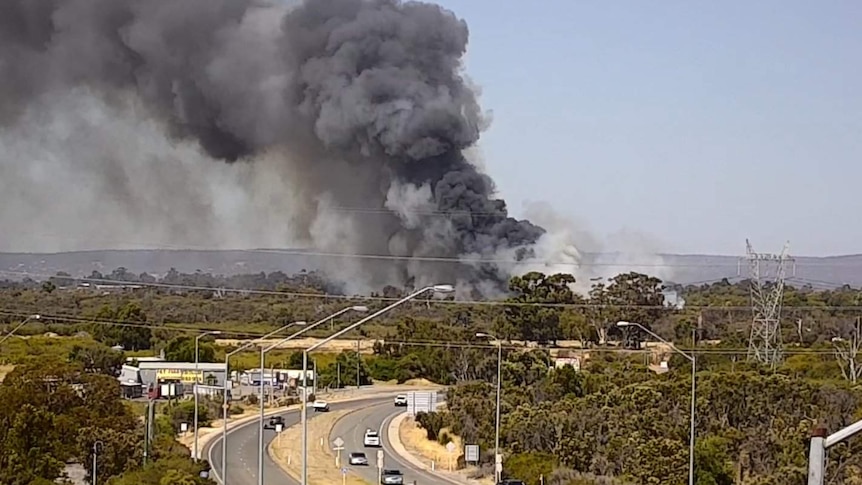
left=496, top=480, right=526, bottom=485
left=312, top=400, right=330, bottom=412
left=363, top=429, right=381, bottom=447
left=394, top=394, right=407, bottom=406
left=380, top=469, right=403, bottom=484
left=263, top=416, right=285, bottom=430
left=348, top=452, right=368, bottom=466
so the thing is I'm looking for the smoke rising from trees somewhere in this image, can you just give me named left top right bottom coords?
left=0, top=0, right=594, bottom=295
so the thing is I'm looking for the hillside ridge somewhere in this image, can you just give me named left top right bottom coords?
left=2, top=249, right=861, bottom=287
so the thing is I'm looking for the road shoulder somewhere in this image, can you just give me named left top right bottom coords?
left=197, top=386, right=408, bottom=459
left=386, top=412, right=492, bottom=485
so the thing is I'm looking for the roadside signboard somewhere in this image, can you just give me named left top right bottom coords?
left=465, top=444, right=479, bottom=463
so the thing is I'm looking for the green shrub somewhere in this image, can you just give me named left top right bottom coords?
left=415, top=411, right=446, bottom=441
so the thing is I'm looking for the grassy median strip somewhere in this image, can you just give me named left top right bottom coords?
left=270, top=410, right=372, bottom=485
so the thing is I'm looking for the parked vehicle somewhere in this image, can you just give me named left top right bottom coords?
left=380, top=469, right=403, bottom=484
left=496, top=480, right=526, bottom=485
left=363, top=429, right=381, bottom=447
left=348, top=452, right=368, bottom=465
left=394, top=395, right=407, bottom=406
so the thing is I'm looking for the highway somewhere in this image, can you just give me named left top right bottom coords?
left=206, top=396, right=395, bottom=485
left=331, top=398, right=460, bottom=485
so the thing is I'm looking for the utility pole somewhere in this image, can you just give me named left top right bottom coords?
left=143, top=398, right=153, bottom=465
left=356, top=338, right=360, bottom=389
left=742, top=239, right=794, bottom=368
left=92, top=441, right=103, bottom=485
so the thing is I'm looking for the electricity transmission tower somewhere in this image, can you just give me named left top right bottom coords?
left=742, top=239, right=794, bottom=368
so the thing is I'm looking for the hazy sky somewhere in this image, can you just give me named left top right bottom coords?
left=434, top=0, right=861, bottom=256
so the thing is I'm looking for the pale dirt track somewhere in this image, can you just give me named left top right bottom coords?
left=214, top=337, right=377, bottom=354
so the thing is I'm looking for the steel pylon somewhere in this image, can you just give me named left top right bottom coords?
left=743, top=239, right=794, bottom=368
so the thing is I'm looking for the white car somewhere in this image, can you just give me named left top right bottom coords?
left=394, top=395, right=407, bottom=407
left=312, top=400, right=330, bottom=412
left=363, top=429, right=381, bottom=447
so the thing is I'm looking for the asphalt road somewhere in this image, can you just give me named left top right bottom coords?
left=331, top=399, right=460, bottom=485
left=206, top=396, right=395, bottom=485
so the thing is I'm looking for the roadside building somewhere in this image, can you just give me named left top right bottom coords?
left=118, top=364, right=143, bottom=399
left=137, top=361, right=227, bottom=397
left=275, top=369, right=316, bottom=389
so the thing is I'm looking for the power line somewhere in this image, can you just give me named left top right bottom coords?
left=0, top=311, right=846, bottom=358
left=361, top=339, right=850, bottom=356
left=0, top=310, right=255, bottom=336
left=6, top=235, right=862, bottom=269
left=0, top=249, right=730, bottom=269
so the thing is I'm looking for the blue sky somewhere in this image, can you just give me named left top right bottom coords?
left=433, top=1, right=862, bottom=256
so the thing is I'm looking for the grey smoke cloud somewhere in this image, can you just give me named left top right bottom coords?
left=0, top=0, right=573, bottom=294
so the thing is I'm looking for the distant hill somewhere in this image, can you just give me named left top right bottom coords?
left=1, top=249, right=862, bottom=289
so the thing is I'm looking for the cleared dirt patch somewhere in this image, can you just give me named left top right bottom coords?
left=270, top=410, right=371, bottom=485
left=0, top=364, right=14, bottom=382
left=215, top=337, right=377, bottom=354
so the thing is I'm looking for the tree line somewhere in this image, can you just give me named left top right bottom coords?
left=6, top=268, right=862, bottom=483
left=0, top=344, right=212, bottom=484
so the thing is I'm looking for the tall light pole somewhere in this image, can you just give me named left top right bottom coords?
left=0, top=314, right=41, bottom=346
left=92, top=440, right=103, bottom=485
left=617, top=321, right=695, bottom=485
left=220, top=321, right=306, bottom=485
left=301, top=284, right=454, bottom=485
left=194, top=330, right=221, bottom=462
left=476, top=332, right=503, bottom=483
left=256, top=306, right=368, bottom=485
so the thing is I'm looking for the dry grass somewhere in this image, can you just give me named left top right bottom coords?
left=371, top=377, right=444, bottom=389
left=270, top=410, right=371, bottom=485
left=0, top=364, right=14, bottom=382
left=399, top=416, right=462, bottom=471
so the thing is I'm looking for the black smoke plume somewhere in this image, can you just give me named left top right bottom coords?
left=0, top=0, right=567, bottom=295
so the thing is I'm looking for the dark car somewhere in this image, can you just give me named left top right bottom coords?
left=264, top=416, right=285, bottom=430
left=497, top=480, right=526, bottom=485
left=381, top=469, right=403, bottom=484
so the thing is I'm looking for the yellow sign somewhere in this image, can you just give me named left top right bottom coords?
left=156, top=369, right=203, bottom=383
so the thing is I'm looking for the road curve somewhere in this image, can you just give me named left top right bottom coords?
left=331, top=397, right=461, bottom=485
left=205, top=396, right=395, bottom=485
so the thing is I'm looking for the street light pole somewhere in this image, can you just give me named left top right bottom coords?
left=617, top=321, right=695, bottom=485
left=476, top=332, right=503, bottom=482
left=301, top=285, right=454, bottom=485
left=92, top=440, right=103, bottom=485
left=256, top=306, right=368, bottom=485
left=220, top=321, right=306, bottom=485
left=194, top=330, right=221, bottom=462
left=0, top=314, right=41, bottom=347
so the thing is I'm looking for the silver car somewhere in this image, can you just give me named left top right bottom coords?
left=348, top=452, right=368, bottom=466
left=381, top=469, right=403, bottom=484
